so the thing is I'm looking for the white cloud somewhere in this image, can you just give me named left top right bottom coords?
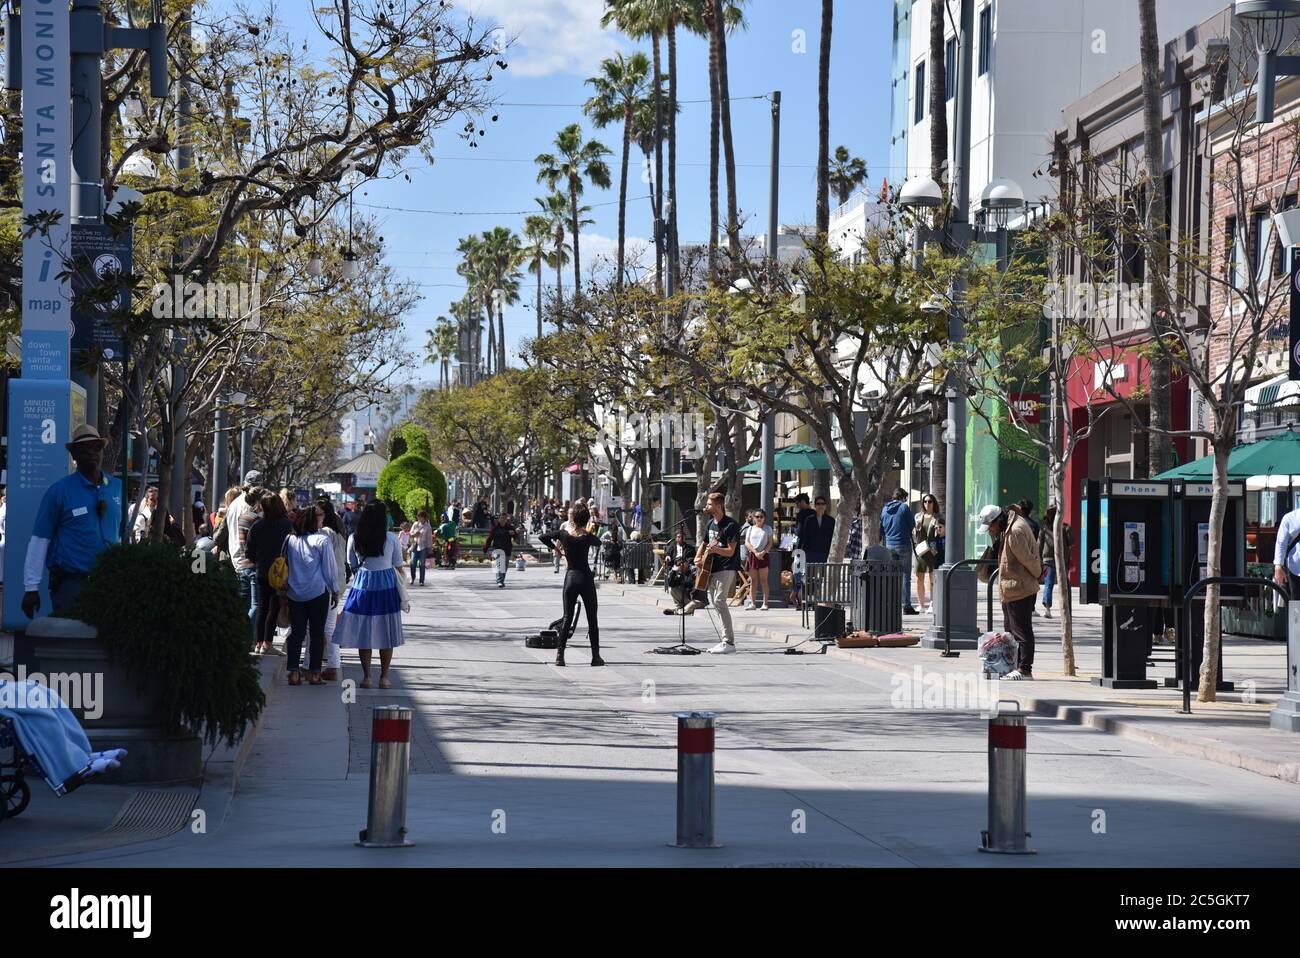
left=580, top=232, right=655, bottom=277
left=466, top=0, right=624, bottom=78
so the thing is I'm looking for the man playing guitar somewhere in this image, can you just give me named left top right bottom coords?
left=678, top=491, right=741, bottom=654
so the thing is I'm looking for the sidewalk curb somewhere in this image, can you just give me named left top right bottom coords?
left=198, top=653, right=285, bottom=824
left=735, top=619, right=1300, bottom=786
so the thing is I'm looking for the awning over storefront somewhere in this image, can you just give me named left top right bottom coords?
left=660, top=471, right=761, bottom=487
left=737, top=443, right=852, bottom=473
left=1245, top=374, right=1300, bottom=411
left=1155, top=429, right=1300, bottom=481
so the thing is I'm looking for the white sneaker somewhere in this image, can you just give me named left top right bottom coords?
left=708, top=641, right=737, bottom=654
left=1003, top=669, right=1031, bottom=681
left=1042, top=605, right=1052, bottom=618
left=679, top=600, right=703, bottom=615
left=761, top=602, right=769, bottom=611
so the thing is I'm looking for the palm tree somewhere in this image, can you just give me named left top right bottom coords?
left=535, top=123, right=612, bottom=295
left=456, top=234, right=488, bottom=378
left=828, top=145, right=868, bottom=206
left=449, top=295, right=479, bottom=386
left=433, top=316, right=457, bottom=390
left=584, top=52, right=652, bottom=290
left=709, top=0, right=745, bottom=272
left=478, top=225, right=524, bottom=374
left=534, top=192, right=576, bottom=318
left=816, top=0, right=833, bottom=237
left=522, top=215, right=552, bottom=341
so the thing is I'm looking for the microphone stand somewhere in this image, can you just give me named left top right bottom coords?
left=651, top=508, right=706, bottom=655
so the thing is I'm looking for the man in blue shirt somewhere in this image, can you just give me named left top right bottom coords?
left=880, top=487, right=919, bottom=615
left=22, top=424, right=123, bottom=618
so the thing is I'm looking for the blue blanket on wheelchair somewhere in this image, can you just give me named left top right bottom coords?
left=0, top=680, right=92, bottom=789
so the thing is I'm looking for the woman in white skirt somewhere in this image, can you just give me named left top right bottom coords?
left=334, top=501, right=406, bottom=689
left=315, top=498, right=348, bottom=681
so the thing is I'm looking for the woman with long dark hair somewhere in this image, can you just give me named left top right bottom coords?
left=334, top=501, right=405, bottom=689
left=245, top=492, right=293, bottom=654
left=316, top=498, right=348, bottom=680
left=539, top=504, right=603, bottom=667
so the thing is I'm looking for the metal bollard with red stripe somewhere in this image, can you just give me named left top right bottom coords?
left=978, top=699, right=1035, bottom=854
left=357, top=705, right=415, bottom=848
left=673, top=711, right=720, bottom=848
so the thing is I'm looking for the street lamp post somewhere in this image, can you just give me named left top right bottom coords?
left=901, top=0, right=1024, bottom=652
left=1236, top=0, right=1300, bottom=123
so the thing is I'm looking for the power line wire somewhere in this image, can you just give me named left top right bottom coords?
left=357, top=194, right=649, bottom=216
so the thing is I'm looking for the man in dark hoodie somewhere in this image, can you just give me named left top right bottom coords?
left=880, top=488, right=919, bottom=615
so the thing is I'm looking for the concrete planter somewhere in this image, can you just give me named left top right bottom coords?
left=23, top=616, right=202, bottom=785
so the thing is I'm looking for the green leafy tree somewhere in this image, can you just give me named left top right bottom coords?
left=828, top=145, right=868, bottom=206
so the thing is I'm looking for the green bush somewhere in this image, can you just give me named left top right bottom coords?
left=72, top=543, right=265, bottom=748
left=401, top=487, right=440, bottom=523
left=377, top=452, right=446, bottom=524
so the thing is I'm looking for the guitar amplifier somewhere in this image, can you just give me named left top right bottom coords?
left=814, top=604, right=846, bottom=639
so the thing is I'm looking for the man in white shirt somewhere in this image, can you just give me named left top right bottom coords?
left=130, top=486, right=157, bottom=542
left=1273, top=504, right=1300, bottom=598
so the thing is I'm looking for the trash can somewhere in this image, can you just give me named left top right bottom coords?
left=854, top=559, right=906, bottom=635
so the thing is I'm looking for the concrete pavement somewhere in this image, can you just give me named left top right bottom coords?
left=11, top=560, right=1299, bottom=867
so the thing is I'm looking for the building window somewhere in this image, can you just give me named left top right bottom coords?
left=1277, top=194, right=1297, bottom=277
left=945, top=37, right=957, bottom=100
left=914, top=60, right=926, bottom=123
left=1226, top=215, right=1246, bottom=291
left=1252, top=207, right=1272, bottom=285
left=979, top=5, right=992, bottom=76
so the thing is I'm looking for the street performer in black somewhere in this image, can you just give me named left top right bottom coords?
left=539, top=504, right=604, bottom=667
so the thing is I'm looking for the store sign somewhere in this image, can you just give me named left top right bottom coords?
left=1290, top=254, right=1300, bottom=380
left=1008, top=393, right=1042, bottom=424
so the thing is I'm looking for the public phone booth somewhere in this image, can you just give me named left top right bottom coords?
left=1171, top=480, right=1245, bottom=692
left=1080, top=478, right=1175, bottom=689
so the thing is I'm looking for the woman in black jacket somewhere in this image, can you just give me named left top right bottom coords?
left=245, top=492, right=294, bottom=654
left=538, top=505, right=603, bottom=667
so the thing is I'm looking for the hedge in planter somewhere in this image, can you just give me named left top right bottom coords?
left=377, top=452, right=446, bottom=524
left=72, top=542, right=266, bottom=748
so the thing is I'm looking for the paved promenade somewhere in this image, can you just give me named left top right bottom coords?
left=4, top=559, right=1298, bottom=868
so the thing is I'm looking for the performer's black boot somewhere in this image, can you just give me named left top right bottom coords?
left=555, top=633, right=567, bottom=667
left=590, top=631, right=605, bottom=667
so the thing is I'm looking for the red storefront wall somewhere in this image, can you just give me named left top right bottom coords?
left=1061, top=345, right=1188, bottom=585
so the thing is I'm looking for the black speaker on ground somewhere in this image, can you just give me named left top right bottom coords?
left=814, top=604, right=846, bottom=639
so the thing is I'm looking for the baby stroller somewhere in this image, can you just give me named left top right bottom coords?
left=0, top=680, right=128, bottom=823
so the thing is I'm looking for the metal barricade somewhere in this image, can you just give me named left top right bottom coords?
left=802, top=562, right=856, bottom=629
left=621, top=541, right=655, bottom=583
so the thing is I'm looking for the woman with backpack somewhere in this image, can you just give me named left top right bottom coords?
left=335, top=501, right=406, bottom=689
left=484, top=514, right=515, bottom=588
left=282, top=506, right=339, bottom=686
left=245, top=493, right=293, bottom=654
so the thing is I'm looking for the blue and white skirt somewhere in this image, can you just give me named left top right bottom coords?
left=334, top=567, right=404, bottom=650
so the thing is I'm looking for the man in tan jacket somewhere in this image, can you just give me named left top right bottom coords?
left=977, top=504, right=1043, bottom=680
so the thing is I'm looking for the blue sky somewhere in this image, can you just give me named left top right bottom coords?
left=279, top=0, right=894, bottom=383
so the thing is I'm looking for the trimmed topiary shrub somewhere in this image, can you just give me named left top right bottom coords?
left=72, top=542, right=266, bottom=748
left=400, top=422, right=433, bottom=460
left=402, top=487, right=440, bottom=523
left=377, top=452, right=446, bottom=524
